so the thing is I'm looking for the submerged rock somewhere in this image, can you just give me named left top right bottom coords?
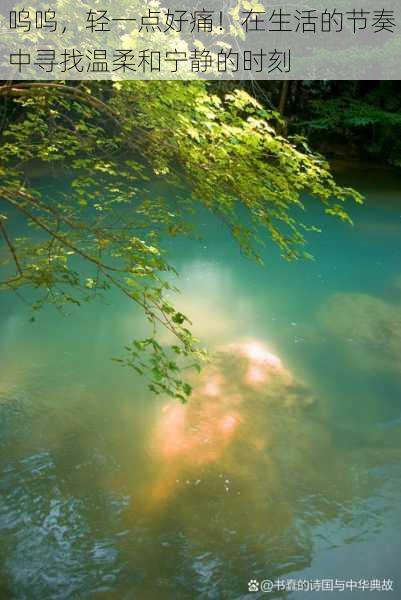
left=144, top=340, right=315, bottom=508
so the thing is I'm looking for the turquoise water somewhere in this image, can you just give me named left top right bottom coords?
left=0, top=167, right=401, bottom=599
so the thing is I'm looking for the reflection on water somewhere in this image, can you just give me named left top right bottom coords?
left=1, top=170, right=401, bottom=598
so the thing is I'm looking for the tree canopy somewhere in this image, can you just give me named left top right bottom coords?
left=0, top=80, right=362, bottom=400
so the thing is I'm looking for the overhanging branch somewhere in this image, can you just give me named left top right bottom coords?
left=0, top=218, right=23, bottom=276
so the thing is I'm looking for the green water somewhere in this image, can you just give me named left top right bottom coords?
left=1, top=168, right=401, bottom=599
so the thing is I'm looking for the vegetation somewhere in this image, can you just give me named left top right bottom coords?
left=263, top=81, right=401, bottom=166
left=0, top=81, right=368, bottom=399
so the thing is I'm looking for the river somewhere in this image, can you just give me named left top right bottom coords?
left=0, top=167, right=400, bottom=599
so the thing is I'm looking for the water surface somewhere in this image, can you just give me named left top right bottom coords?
left=1, top=167, right=401, bottom=599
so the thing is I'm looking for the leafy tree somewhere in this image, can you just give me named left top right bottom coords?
left=0, top=81, right=362, bottom=400
left=286, top=81, right=401, bottom=166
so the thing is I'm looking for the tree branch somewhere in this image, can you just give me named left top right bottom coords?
left=0, top=192, right=183, bottom=341
left=0, top=219, right=23, bottom=276
left=0, top=83, right=122, bottom=129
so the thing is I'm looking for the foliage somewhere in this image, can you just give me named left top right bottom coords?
left=0, top=81, right=362, bottom=399
left=286, top=81, right=401, bottom=167
left=302, top=98, right=401, bottom=130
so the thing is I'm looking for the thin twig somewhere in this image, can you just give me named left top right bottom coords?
left=0, top=219, right=23, bottom=276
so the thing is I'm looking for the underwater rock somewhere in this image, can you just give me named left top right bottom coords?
left=145, top=340, right=314, bottom=508
left=319, top=292, right=401, bottom=371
